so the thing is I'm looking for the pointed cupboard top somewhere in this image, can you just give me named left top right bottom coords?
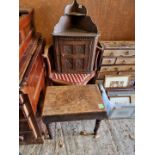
left=53, top=0, right=99, bottom=35
left=64, top=0, right=87, bottom=16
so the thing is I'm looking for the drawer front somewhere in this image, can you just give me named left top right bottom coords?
left=116, top=57, right=135, bottom=65
left=98, top=71, right=118, bottom=79
left=103, top=50, right=135, bottom=57
left=118, top=71, right=135, bottom=76
left=100, top=65, right=135, bottom=72
left=97, top=71, right=135, bottom=79
left=101, top=41, right=135, bottom=49
left=102, top=58, right=116, bottom=65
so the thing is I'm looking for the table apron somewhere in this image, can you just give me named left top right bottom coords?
left=42, top=112, right=108, bottom=124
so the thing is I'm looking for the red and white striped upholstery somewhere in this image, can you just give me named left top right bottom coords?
left=49, top=72, right=95, bottom=85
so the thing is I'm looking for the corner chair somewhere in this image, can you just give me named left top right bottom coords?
left=42, top=42, right=103, bottom=85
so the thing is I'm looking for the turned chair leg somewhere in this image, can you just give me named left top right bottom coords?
left=46, top=124, right=53, bottom=139
left=94, top=119, right=102, bottom=138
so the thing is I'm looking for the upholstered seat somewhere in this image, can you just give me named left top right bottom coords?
left=49, top=71, right=95, bottom=85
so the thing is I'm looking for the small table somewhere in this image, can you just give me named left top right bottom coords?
left=42, top=85, right=107, bottom=138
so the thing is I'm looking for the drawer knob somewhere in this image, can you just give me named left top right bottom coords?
left=114, top=67, right=118, bottom=71
left=122, top=60, right=126, bottom=64
left=129, top=67, right=133, bottom=71
left=125, top=51, right=129, bottom=55
left=109, top=52, right=114, bottom=56
left=108, top=60, right=111, bottom=63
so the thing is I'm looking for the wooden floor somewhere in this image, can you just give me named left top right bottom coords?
left=20, top=119, right=135, bottom=155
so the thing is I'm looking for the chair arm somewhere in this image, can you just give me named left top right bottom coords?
left=42, top=43, right=53, bottom=58
left=42, top=43, right=53, bottom=78
left=96, top=44, right=104, bottom=52
left=94, top=42, right=104, bottom=72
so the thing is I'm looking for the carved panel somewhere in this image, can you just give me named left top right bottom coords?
left=55, top=37, right=97, bottom=73
left=75, top=45, right=85, bottom=55
left=63, top=45, right=73, bottom=55
left=65, top=58, right=73, bottom=70
left=76, top=59, right=84, bottom=70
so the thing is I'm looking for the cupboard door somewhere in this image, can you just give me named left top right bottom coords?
left=61, top=44, right=74, bottom=72
left=74, top=43, right=89, bottom=72
left=60, top=39, right=92, bottom=73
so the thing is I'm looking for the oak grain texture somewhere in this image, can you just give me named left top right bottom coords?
left=102, top=41, right=135, bottom=50
left=42, top=85, right=105, bottom=116
left=116, top=57, right=135, bottom=65
left=19, top=0, right=135, bottom=43
left=100, top=65, right=135, bottom=72
left=103, top=50, right=135, bottom=57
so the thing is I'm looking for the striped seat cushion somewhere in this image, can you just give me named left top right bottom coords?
left=50, top=72, right=95, bottom=85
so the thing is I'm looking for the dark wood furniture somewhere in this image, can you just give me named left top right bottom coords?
left=43, top=42, right=103, bottom=85
left=52, top=0, right=100, bottom=74
left=96, top=41, right=135, bottom=88
left=43, top=0, right=103, bottom=85
left=19, top=8, right=46, bottom=144
left=41, top=85, right=108, bottom=138
left=19, top=8, right=34, bottom=60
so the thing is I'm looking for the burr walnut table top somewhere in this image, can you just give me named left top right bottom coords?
left=42, top=85, right=106, bottom=116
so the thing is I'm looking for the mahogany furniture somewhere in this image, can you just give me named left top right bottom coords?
left=96, top=41, right=135, bottom=88
left=52, top=0, right=100, bottom=74
left=41, top=85, right=108, bottom=138
left=19, top=8, right=46, bottom=144
left=19, top=8, right=34, bottom=59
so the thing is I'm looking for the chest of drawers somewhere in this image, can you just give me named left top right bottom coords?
left=97, top=41, right=135, bottom=88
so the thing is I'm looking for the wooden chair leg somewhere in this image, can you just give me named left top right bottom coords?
left=94, top=119, right=102, bottom=138
left=46, top=124, right=53, bottom=139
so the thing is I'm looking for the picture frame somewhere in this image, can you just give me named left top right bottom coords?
left=107, top=89, right=135, bottom=105
left=109, top=96, right=131, bottom=104
left=104, top=75, right=129, bottom=88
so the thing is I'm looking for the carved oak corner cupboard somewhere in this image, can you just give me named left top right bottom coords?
left=52, top=0, right=100, bottom=73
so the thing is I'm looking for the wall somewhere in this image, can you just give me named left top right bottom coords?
left=20, top=0, right=135, bottom=43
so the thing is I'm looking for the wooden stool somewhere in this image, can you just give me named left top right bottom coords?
left=42, top=85, right=107, bottom=138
